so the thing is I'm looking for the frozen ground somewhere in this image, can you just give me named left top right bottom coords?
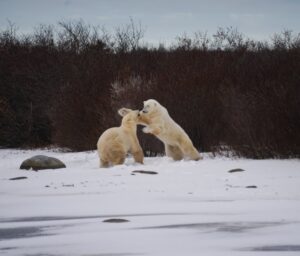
left=0, top=149, right=300, bottom=256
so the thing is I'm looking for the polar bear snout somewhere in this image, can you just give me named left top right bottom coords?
left=138, top=111, right=146, bottom=116
left=141, top=105, right=150, bottom=114
left=137, top=111, right=151, bottom=125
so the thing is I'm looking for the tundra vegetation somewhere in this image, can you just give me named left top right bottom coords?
left=0, top=20, right=299, bottom=158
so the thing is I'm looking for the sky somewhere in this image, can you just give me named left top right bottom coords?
left=0, top=0, right=299, bottom=45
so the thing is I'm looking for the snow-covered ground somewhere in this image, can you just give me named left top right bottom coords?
left=1, top=149, right=300, bottom=256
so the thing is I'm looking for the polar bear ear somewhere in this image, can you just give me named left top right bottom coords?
left=118, top=108, right=132, bottom=117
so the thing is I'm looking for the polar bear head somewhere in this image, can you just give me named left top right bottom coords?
left=118, top=108, right=145, bottom=127
left=141, top=99, right=160, bottom=114
left=137, top=99, right=167, bottom=126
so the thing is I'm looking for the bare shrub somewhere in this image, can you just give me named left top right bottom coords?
left=272, top=29, right=300, bottom=50
left=0, top=21, right=299, bottom=158
left=114, top=18, right=145, bottom=52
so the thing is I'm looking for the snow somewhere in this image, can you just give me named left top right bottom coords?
left=1, top=149, right=300, bottom=255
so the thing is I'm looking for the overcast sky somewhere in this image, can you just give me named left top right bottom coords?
left=0, top=0, right=299, bottom=45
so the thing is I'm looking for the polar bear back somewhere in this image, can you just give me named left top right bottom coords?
left=97, top=127, right=130, bottom=153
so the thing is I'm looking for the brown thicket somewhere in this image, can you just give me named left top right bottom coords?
left=1, top=21, right=299, bottom=158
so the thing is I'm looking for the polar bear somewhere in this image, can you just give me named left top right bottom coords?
left=97, top=108, right=144, bottom=167
left=139, top=99, right=201, bottom=161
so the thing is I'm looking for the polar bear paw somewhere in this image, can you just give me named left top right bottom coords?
left=142, top=126, right=151, bottom=133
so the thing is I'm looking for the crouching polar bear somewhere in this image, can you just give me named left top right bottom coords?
left=97, top=108, right=144, bottom=167
left=139, top=99, right=202, bottom=161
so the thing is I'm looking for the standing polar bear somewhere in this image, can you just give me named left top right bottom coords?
left=97, top=108, right=144, bottom=167
left=139, top=99, right=201, bottom=161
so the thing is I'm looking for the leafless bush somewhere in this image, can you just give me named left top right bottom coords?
left=174, top=31, right=210, bottom=50
left=33, top=24, right=55, bottom=46
left=111, top=75, right=153, bottom=108
left=212, top=27, right=249, bottom=50
left=272, top=29, right=300, bottom=50
left=0, top=20, right=18, bottom=46
left=114, top=18, right=145, bottom=52
left=0, top=21, right=299, bottom=158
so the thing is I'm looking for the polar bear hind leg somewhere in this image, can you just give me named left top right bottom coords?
left=166, top=144, right=184, bottom=161
left=100, top=158, right=110, bottom=168
left=179, top=140, right=202, bottom=161
left=107, top=148, right=126, bottom=166
left=111, top=153, right=126, bottom=165
left=112, top=156, right=125, bottom=165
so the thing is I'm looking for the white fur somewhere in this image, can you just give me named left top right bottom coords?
left=139, top=99, right=201, bottom=161
left=97, top=108, right=144, bottom=167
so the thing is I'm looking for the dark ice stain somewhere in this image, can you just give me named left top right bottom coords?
left=80, top=254, right=142, bottom=256
left=0, top=247, right=17, bottom=251
left=0, top=213, right=199, bottom=223
left=247, top=245, right=300, bottom=251
left=0, top=226, right=52, bottom=240
left=138, top=221, right=288, bottom=233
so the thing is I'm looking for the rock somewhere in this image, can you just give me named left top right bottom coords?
left=20, top=155, right=66, bottom=171
left=9, top=176, right=28, bottom=180
left=103, top=218, right=129, bottom=223
left=132, top=170, right=158, bottom=175
left=246, top=185, right=257, bottom=188
left=62, top=184, right=74, bottom=187
left=228, top=168, right=245, bottom=173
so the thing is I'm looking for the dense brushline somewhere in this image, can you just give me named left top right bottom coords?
left=0, top=21, right=299, bottom=158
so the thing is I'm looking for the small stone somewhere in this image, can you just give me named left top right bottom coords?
left=132, top=170, right=158, bottom=175
left=103, top=218, right=129, bottom=223
left=9, top=176, right=28, bottom=180
left=228, top=168, right=245, bottom=173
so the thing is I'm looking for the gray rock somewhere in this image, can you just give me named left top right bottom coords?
left=9, top=176, right=28, bottom=180
left=20, top=155, right=66, bottom=171
left=228, top=168, right=245, bottom=173
left=246, top=185, right=258, bottom=188
left=103, top=218, right=130, bottom=223
left=132, top=170, right=158, bottom=175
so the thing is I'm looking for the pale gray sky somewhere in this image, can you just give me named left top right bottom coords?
left=0, top=0, right=299, bottom=45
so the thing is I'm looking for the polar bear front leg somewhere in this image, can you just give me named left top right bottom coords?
left=130, top=139, right=144, bottom=164
left=142, top=125, right=162, bottom=136
left=132, top=149, right=144, bottom=164
left=142, top=126, right=152, bottom=134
